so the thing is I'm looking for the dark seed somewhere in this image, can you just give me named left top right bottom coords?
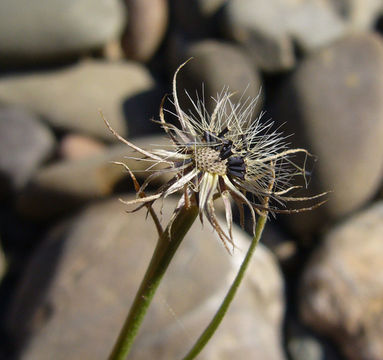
left=203, top=130, right=219, bottom=143
left=218, top=127, right=229, bottom=138
left=228, top=165, right=246, bottom=171
left=219, top=143, right=233, bottom=160
left=227, top=169, right=245, bottom=179
left=203, top=131, right=211, bottom=143
left=227, top=155, right=246, bottom=179
left=227, top=156, right=244, bottom=166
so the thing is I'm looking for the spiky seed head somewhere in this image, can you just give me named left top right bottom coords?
left=109, top=60, right=327, bottom=253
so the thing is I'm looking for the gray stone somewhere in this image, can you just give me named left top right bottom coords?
left=122, top=0, right=168, bottom=62
left=0, top=60, right=157, bottom=141
left=300, top=201, right=383, bottom=360
left=329, top=0, right=383, bottom=30
left=0, top=106, right=55, bottom=197
left=273, top=33, right=383, bottom=234
left=222, top=0, right=295, bottom=72
left=286, top=320, right=340, bottom=360
left=288, top=334, right=324, bottom=360
left=287, top=0, right=347, bottom=52
left=8, top=196, right=285, bottom=360
left=0, top=0, right=125, bottom=62
left=288, top=335, right=340, bottom=360
left=172, top=39, right=263, bottom=116
left=15, top=135, right=172, bottom=220
left=222, top=0, right=348, bottom=72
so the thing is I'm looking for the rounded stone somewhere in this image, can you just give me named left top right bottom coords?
left=15, top=135, right=172, bottom=221
left=0, top=0, right=125, bottom=63
left=222, top=0, right=295, bottom=72
left=0, top=106, right=55, bottom=197
left=59, top=133, right=106, bottom=160
left=273, top=33, right=383, bottom=234
left=172, top=39, right=263, bottom=117
left=0, top=60, right=157, bottom=141
left=122, top=0, right=168, bottom=62
left=8, top=196, right=285, bottom=360
left=300, top=201, right=383, bottom=360
left=222, top=0, right=348, bottom=72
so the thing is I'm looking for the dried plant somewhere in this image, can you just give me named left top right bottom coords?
left=104, top=60, right=325, bottom=252
left=104, top=59, right=327, bottom=360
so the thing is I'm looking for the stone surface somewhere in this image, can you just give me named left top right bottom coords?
left=288, top=335, right=323, bottom=360
left=285, top=320, right=341, bottom=360
left=330, top=0, right=383, bottom=30
left=172, top=39, right=263, bottom=116
left=0, top=60, right=158, bottom=141
left=222, top=0, right=347, bottom=72
left=273, top=33, right=383, bottom=234
left=59, top=133, right=106, bottom=160
left=122, top=0, right=168, bottom=62
left=222, top=0, right=294, bottom=72
left=287, top=0, right=347, bottom=52
left=8, top=196, right=285, bottom=360
left=0, top=0, right=125, bottom=62
left=300, top=201, right=383, bottom=360
left=102, top=39, right=125, bottom=61
left=0, top=106, right=55, bottom=197
left=15, top=135, right=171, bottom=220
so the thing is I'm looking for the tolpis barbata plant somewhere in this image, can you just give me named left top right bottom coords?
left=103, top=60, right=327, bottom=360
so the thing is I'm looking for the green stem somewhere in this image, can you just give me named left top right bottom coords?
left=108, top=204, right=199, bottom=360
left=182, top=214, right=268, bottom=360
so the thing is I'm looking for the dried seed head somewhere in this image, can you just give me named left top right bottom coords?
left=194, top=147, right=227, bottom=175
left=105, top=59, right=328, bottom=253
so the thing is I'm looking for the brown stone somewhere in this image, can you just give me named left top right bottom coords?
left=0, top=60, right=156, bottom=141
left=16, top=136, right=171, bottom=220
left=59, top=133, right=106, bottom=160
left=122, top=0, right=168, bottom=62
left=9, top=196, right=286, bottom=360
left=274, top=33, right=383, bottom=235
left=300, top=201, right=383, bottom=360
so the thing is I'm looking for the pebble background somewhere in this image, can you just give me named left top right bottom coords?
left=0, top=1, right=383, bottom=359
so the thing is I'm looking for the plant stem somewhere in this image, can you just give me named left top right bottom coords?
left=108, top=204, right=199, bottom=360
left=182, top=214, right=268, bottom=360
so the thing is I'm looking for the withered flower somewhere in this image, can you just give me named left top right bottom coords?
left=106, top=60, right=329, bottom=360
left=103, top=60, right=325, bottom=252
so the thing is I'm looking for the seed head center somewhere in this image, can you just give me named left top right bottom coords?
left=194, top=147, right=227, bottom=175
